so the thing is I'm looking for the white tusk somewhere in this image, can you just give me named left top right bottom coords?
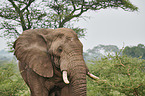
left=87, top=72, right=100, bottom=80
left=62, top=71, right=70, bottom=84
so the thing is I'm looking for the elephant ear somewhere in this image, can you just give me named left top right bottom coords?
left=14, top=29, right=54, bottom=77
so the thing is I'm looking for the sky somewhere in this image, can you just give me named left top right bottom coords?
left=78, top=0, right=145, bottom=51
left=0, top=0, right=145, bottom=51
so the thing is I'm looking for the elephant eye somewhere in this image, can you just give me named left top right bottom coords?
left=58, top=46, right=62, bottom=53
left=58, top=34, right=64, bottom=38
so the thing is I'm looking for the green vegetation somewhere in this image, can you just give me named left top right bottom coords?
left=123, top=44, right=145, bottom=59
left=87, top=54, right=145, bottom=96
left=0, top=61, right=29, bottom=96
left=0, top=47, right=144, bottom=96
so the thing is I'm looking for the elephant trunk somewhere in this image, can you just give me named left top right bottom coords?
left=60, top=53, right=87, bottom=96
left=68, top=56, right=87, bottom=96
left=69, top=61, right=86, bottom=96
left=63, top=54, right=86, bottom=96
left=59, top=42, right=87, bottom=96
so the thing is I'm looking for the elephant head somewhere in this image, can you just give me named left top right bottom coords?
left=14, top=28, right=98, bottom=96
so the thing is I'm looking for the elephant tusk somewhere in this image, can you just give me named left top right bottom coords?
left=87, top=72, right=100, bottom=80
left=62, top=71, right=70, bottom=84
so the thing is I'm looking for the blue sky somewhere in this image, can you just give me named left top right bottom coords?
left=0, top=0, right=145, bottom=51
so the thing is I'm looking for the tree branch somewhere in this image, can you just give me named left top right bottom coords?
left=21, top=0, right=35, bottom=12
left=71, top=0, right=76, bottom=11
left=8, top=0, right=28, bottom=31
left=26, top=8, right=31, bottom=29
left=0, top=21, right=20, bottom=38
left=59, top=0, right=88, bottom=28
left=0, top=7, right=19, bottom=21
left=8, top=0, right=20, bottom=13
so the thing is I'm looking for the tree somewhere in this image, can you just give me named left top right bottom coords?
left=0, top=0, right=138, bottom=50
left=123, top=44, right=145, bottom=59
left=84, top=44, right=120, bottom=61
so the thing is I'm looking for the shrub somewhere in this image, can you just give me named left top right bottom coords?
left=0, top=61, right=29, bottom=96
left=87, top=54, right=145, bottom=96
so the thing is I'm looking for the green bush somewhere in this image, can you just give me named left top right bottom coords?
left=0, top=61, right=29, bottom=96
left=87, top=54, right=145, bottom=96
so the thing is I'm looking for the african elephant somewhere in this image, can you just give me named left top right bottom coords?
left=13, top=28, right=98, bottom=96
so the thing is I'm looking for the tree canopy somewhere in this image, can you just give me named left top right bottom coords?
left=84, top=44, right=120, bottom=61
left=0, top=0, right=138, bottom=50
left=123, top=44, right=145, bottom=59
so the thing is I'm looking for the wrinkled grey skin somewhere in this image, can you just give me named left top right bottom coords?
left=14, top=28, right=89, bottom=96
